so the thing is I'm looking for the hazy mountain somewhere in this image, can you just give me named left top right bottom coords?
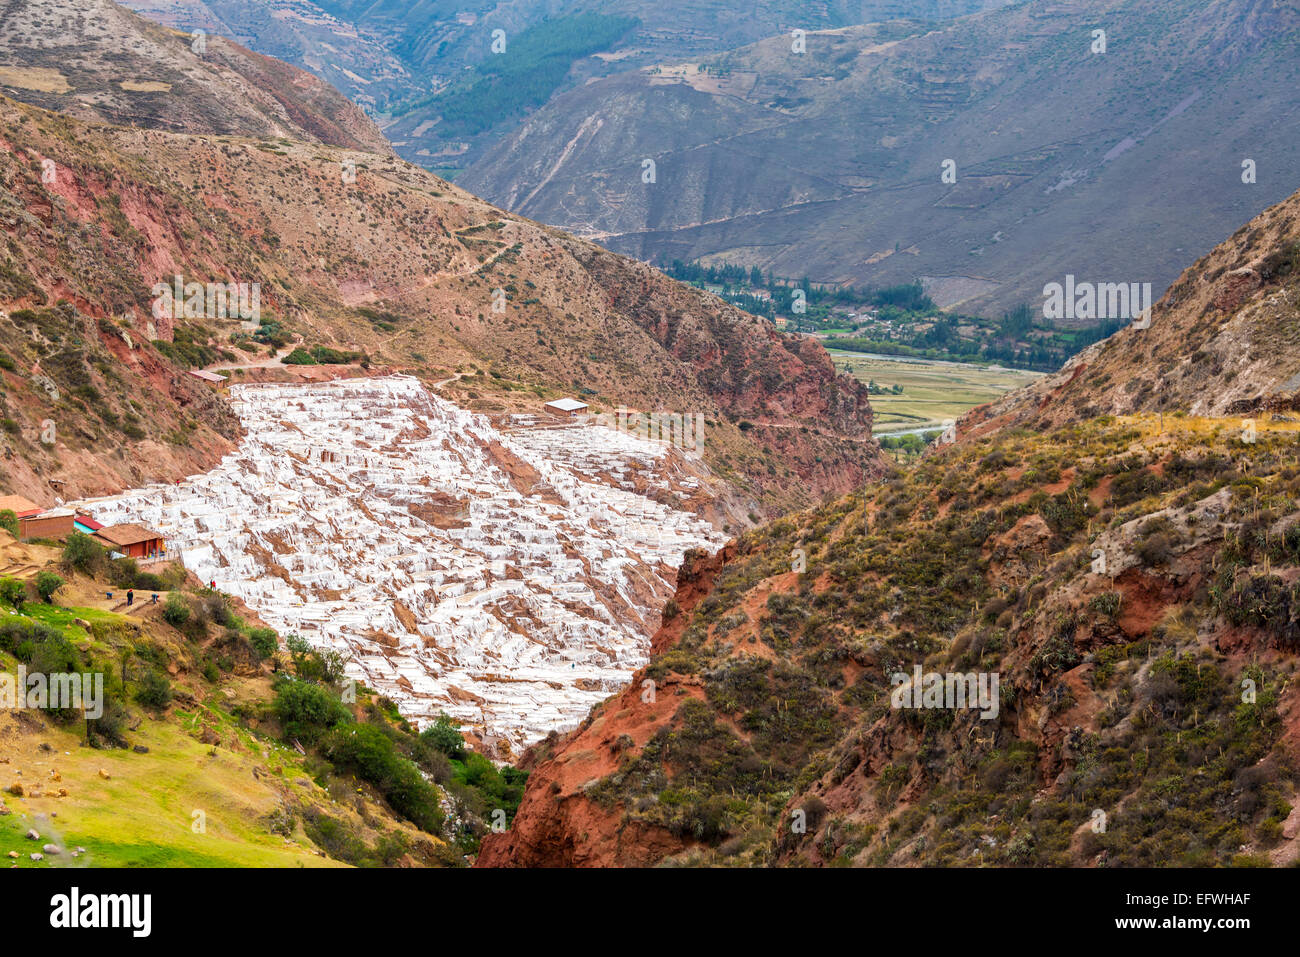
left=115, top=1, right=1017, bottom=172
left=964, top=186, right=1300, bottom=433
left=461, top=0, right=1300, bottom=317
left=118, top=0, right=419, bottom=110
left=0, top=0, right=390, bottom=149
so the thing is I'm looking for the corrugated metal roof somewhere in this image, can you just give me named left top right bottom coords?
left=544, top=397, right=588, bottom=412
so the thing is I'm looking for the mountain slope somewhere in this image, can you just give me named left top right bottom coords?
left=479, top=193, right=1300, bottom=867
left=0, top=86, right=882, bottom=516
left=374, top=1, right=1015, bottom=174
left=480, top=413, right=1300, bottom=867
left=461, top=0, right=1300, bottom=317
left=962, top=187, right=1300, bottom=435
left=0, top=530, right=511, bottom=868
left=0, top=0, right=390, bottom=150
left=118, top=0, right=418, bottom=111
left=122, top=0, right=1017, bottom=173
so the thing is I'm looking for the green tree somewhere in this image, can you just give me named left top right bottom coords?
left=62, top=531, right=105, bottom=574
left=248, top=626, right=278, bottom=660
left=161, top=592, right=190, bottom=626
left=34, top=571, right=63, bottom=603
left=0, top=576, right=25, bottom=610
left=420, top=713, right=466, bottom=759
left=273, top=679, right=351, bottom=744
left=286, top=633, right=346, bottom=683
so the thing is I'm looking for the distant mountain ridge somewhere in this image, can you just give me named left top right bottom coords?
left=460, top=0, right=1300, bottom=318
left=962, top=185, right=1300, bottom=435
left=116, top=0, right=1018, bottom=171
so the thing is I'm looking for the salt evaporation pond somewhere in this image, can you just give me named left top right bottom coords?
left=73, top=375, right=726, bottom=752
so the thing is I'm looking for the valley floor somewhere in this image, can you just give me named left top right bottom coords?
left=829, top=350, right=1042, bottom=433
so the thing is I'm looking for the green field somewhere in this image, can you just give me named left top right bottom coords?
left=829, top=350, right=1043, bottom=433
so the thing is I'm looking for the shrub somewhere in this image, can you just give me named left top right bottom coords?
left=420, top=713, right=465, bottom=759
left=202, top=592, right=237, bottom=628
left=282, top=347, right=318, bottom=365
left=0, top=509, right=18, bottom=538
left=0, top=576, right=25, bottom=610
left=27, top=631, right=79, bottom=675
left=324, top=723, right=445, bottom=833
left=1089, top=591, right=1122, bottom=619
left=273, top=679, right=351, bottom=744
left=1134, top=519, right=1178, bottom=567
left=109, top=557, right=139, bottom=587
left=133, top=572, right=167, bottom=591
left=62, top=531, right=105, bottom=574
left=88, top=695, right=129, bottom=747
left=34, top=571, right=63, bottom=603
left=286, top=634, right=347, bottom=683
left=0, top=620, right=60, bottom=657
left=135, top=670, right=173, bottom=709
left=161, top=592, right=191, bottom=626
left=247, top=627, right=278, bottom=660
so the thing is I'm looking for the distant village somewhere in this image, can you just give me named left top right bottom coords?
left=659, top=259, right=1125, bottom=372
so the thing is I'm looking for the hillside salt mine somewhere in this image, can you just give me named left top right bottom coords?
left=73, top=376, right=726, bottom=752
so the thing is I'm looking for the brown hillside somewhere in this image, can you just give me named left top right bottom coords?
left=481, top=416, right=1300, bottom=867
left=0, top=0, right=390, bottom=152
left=0, top=87, right=882, bottom=515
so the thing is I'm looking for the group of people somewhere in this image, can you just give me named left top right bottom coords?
left=117, top=579, right=217, bottom=608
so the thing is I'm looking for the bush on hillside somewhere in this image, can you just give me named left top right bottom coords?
left=61, top=531, right=106, bottom=574
left=273, top=679, right=351, bottom=744
left=161, top=592, right=190, bottom=626
left=420, top=713, right=465, bottom=759
left=0, top=576, right=25, bottom=610
left=323, top=723, right=445, bottom=833
left=248, top=626, right=278, bottom=660
left=286, top=633, right=346, bottom=683
left=34, top=571, right=63, bottom=603
left=135, top=670, right=173, bottom=710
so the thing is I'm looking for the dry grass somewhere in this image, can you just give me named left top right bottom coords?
left=0, top=67, right=72, bottom=93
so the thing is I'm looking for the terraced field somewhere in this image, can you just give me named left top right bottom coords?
left=828, top=350, right=1042, bottom=433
